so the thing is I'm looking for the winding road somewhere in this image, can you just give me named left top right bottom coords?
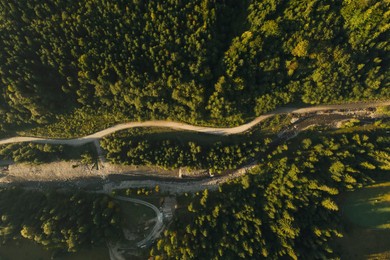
left=0, top=101, right=389, bottom=147
left=113, top=196, right=163, bottom=248
left=2, top=101, right=387, bottom=260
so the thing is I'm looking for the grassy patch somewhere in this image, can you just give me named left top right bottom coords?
left=334, top=222, right=390, bottom=260
left=118, top=200, right=156, bottom=231
left=335, top=181, right=390, bottom=260
left=343, top=182, right=390, bottom=229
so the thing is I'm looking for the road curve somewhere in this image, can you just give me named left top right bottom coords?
left=113, top=196, right=163, bottom=247
left=0, top=101, right=389, bottom=146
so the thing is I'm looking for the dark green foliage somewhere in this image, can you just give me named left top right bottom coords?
left=150, top=129, right=390, bottom=259
left=0, top=188, right=122, bottom=252
left=0, top=0, right=388, bottom=136
left=0, top=142, right=96, bottom=164
left=24, top=107, right=130, bottom=138
left=100, top=129, right=266, bottom=173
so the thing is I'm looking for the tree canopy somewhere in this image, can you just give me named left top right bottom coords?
left=0, top=0, right=388, bottom=135
left=0, top=188, right=121, bottom=252
left=150, top=127, right=390, bottom=259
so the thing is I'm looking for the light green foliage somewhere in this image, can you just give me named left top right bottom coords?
left=151, top=129, right=389, bottom=259
left=342, top=119, right=361, bottom=128
left=376, top=106, right=390, bottom=116
left=100, top=128, right=266, bottom=172
left=0, top=0, right=388, bottom=137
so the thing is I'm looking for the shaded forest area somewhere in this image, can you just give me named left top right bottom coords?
left=0, top=189, right=122, bottom=253
left=150, top=127, right=390, bottom=259
left=0, top=0, right=388, bottom=135
left=0, top=142, right=96, bottom=164
left=100, top=127, right=270, bottom=173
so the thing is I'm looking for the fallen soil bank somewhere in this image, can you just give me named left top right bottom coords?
left=0, top=161, right=179, bottom=183
left=0, top=160, right=253, bottom=194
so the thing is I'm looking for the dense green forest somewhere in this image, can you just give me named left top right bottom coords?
left=1, top=0, right=388, bottom=136
left=100, top=127, right=271, bottom=173
left=101, top=118, right=388, bottom=173
left=0, top=142, right=96, bottom=164
left=0, top=188, right=122, bottom=252
left=150, top=127, right=390, bottom=259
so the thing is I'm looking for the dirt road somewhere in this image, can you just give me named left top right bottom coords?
left=113, top=196, right=163, bottom=248
left=0, top=101, right=389, bottom=146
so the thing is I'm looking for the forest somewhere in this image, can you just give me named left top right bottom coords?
left=1, top=0, right=388, bottom=136
left=0, top=0, right=389, bottom=257
left=0, top=142, right=96, bottom=164
left=0, top=188, right=122, bottom=253
left=100, top=127, right=270, bottom=174
left=150, top=126, right=390, bottom=259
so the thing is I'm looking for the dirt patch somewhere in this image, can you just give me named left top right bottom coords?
left=0, top=158, right=255, bottom=194
left=0, top=161, right=180, bottom=184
